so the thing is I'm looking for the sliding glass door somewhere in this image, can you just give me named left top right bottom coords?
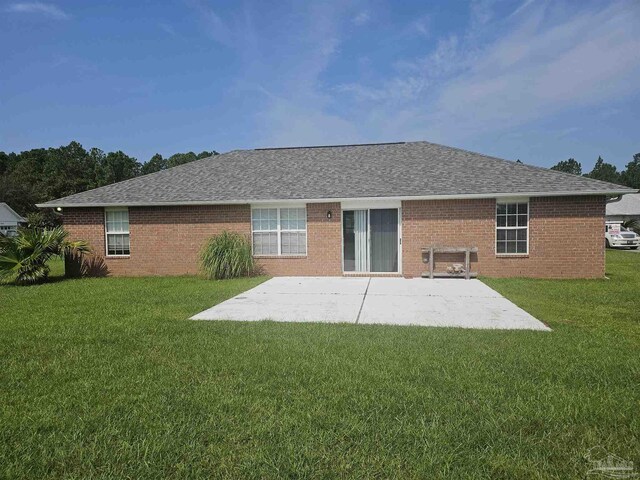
left=343, top=208, right=399, bottom=273
left=370, top=209, right=398, bottom=272
left=343, top=210, right=368, bottom=272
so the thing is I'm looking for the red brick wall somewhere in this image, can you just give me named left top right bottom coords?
left=63, top=196, right=605, bottom=279
left=256, top=203, right=342, bottom=276
left=402, top=196, right=606, bottom=279
left=64, top=205, right=251, bottom=276
left=63, top=202, right=343, bottom=277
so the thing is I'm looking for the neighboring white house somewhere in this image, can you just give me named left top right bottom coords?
left=606, top=193, right=640, bottom=223
left=0, top=203, right=26, bottom=236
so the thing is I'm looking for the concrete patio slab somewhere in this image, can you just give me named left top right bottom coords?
left=358, top=294, right=545, bottom=329
left=366, top=278, right=503, bottom=298
left=249, top=276, right=369, bottom=295
left=191, top=277, right=550, bottom=331
left=192, top=291, right=362, bottom=323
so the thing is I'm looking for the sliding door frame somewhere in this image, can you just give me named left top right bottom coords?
left=341, top=206, right=402, bottom=275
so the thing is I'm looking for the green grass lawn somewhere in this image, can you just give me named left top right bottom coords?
left=1, top=252, right=638, bottom=479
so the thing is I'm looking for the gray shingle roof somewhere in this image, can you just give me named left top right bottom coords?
left=38, top=141, right=636, bottom=207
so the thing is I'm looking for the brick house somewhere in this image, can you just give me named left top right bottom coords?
left=38, top=142, right=636, bottom=278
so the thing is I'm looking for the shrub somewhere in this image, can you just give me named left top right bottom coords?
left=0, top=227, right=90, bottom=285
left=200, top=231, right=255, bottom=280
left=26, top=211, right=62, bottom=229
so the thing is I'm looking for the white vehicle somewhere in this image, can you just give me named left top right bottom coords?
left=605, top=222, right=640, bottom=249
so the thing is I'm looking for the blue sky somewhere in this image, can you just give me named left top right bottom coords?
left=1, top=0, right=639, bottom=170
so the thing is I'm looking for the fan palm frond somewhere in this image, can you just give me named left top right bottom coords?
left=0, top=227, right=91, bottom=285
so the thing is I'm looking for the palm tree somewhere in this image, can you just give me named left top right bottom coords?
left=0, top=227, right=90, bottom=285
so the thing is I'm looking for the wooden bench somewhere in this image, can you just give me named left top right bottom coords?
left=421, top=246, right=479, bottom=280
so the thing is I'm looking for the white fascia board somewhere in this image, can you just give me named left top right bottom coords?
left=496, top=196, right=530, bottom=204
left=341, top=199, right=401, bottom=209
left=250, top=202, right=306, bottom=209
left=36, top=189, right=637, bottom=209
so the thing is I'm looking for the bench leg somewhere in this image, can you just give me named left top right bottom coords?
left=465, top=250, right=470, bottom=280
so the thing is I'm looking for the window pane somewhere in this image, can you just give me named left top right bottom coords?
left=517, top=229, right=527, bottom=241
left=497, top=215, right=506, bottom=227
left=507, top=204, right=517, bottom=215
left=518, top=203, right=528, bottom=215
left=281, top=232, right=306, bottom=255
left=252, top=209, right=277, bottom=231
left=507, top=215, right=517, bottom=227
left=506, top=241, right=517, bottom=253
left=253, top=232, right=277, bottom=255
left=107, top=233, right=130, bottom=255
left=106, top=210, right=129, bottom=233
left=280, top=209, right=290, bottom=230
left=496, top=241, right=506, bottom=254
left=296, top=208, right=306, bottom=229
left=270, top=209, right=277, bottom=229
left=497, top=204, right=506, bottom=215
left=516, top=241, right=527, bottom=253
left=506, top=230, right=516, bottom=241
left=252, top=232, right=261, bottom=254
left=299, top=233, right=306, bottom=254
left=518, top=214, right=528, bottom=227
left=280, top=208, right=306, bottom=231
left=281, top=231, right=290, bottom=253
left=497, top=230, right=506, bottom=241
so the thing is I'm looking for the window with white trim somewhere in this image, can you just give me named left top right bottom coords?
left=496, top=201, right=528, bottom=254
left=251, top=207, right=307, bottom=256
left=105, top=209, right=130, bottom=256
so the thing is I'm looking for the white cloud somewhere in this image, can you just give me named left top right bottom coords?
left=327, top=1, right=640, bottom=145
left=187, top=0, right=234, bottom=47
left=427, top=1, right=640, bottom=139
left=222, top=0, right=640, bottom=149
left=508, top=0, right=536, bottom=19
left=158, top=23, right=177, bottom=37
left=7, top=2, right=69, bottom=19
left=255, top=97, right=362, bottom=147
left=409, top=15, right=430, bottom=37
left=241, top=1, right=358, bottom=147
left=352, top=11, right=370, bottom=26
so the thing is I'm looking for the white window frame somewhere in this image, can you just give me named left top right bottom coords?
left=251, top=205, right=307, bottom=257
left=104, top=207, right=130, bottom=257
left=495, top=198, right=529, bottom=256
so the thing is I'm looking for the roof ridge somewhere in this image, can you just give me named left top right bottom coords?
left=253, top=142, right=406, bottom=151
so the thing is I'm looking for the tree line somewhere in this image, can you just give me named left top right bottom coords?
left=550, top=153, right=640, bottom=189
left=0, top=141, right=218, bottom=217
